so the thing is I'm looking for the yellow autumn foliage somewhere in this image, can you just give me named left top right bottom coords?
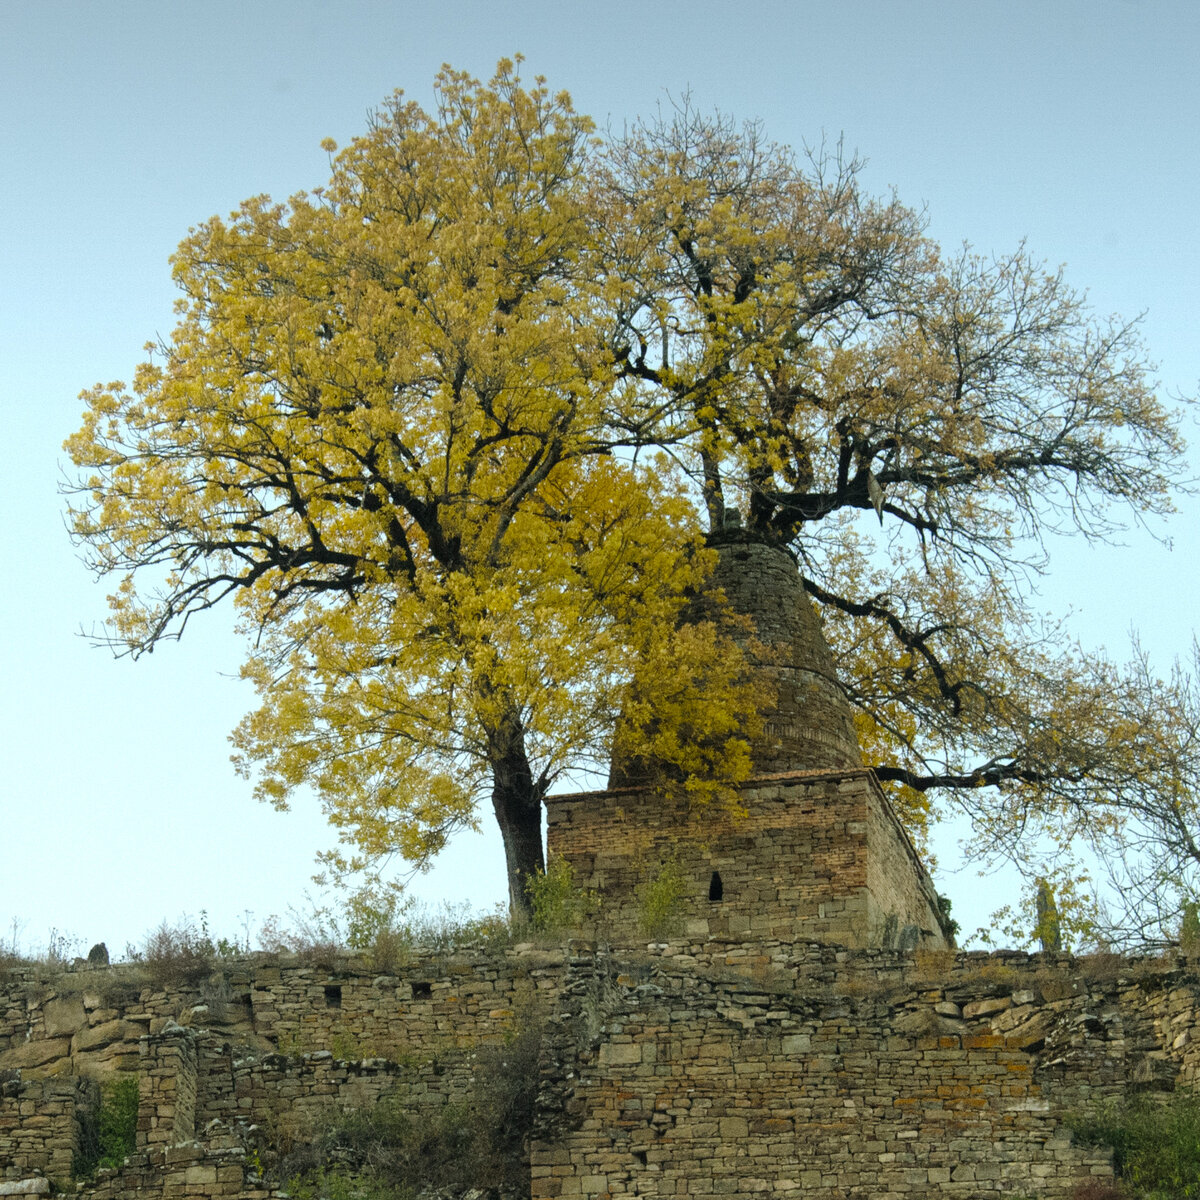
left=66, top=63, right=1196, bottom=940
left=65, top=62, right=761, bottom=917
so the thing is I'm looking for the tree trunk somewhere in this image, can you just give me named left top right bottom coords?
left=492, top=775, right=546, bottom=923
left=488, top=708, right=546, bottom=922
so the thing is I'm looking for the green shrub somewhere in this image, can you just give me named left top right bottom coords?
left=1179, top=901, right=1200, bottom=952
left=1070, top=1090, right=1200, bottom=1198
left=98, top=1076, right=140, bottom=1168
left=257, top=911, right=343, bottom=969
left=76, top=1075, right=139, bottom=1176
left=525, top=856, right=598, bottom=934
left=468, top=1018, right=544, bottom=1189
left=281, top=1095, right=472, bottom=1196
left=388, top=900, right=513, bottom=953
left=261, top=896, right=512, bottom=966
left=936, top=894, right=961, bottom=938
left=366, top=922, right=412, bottom=974
left=638, top=855, right=687, bottom=939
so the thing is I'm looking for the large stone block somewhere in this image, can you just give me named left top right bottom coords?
left=0, top=1040, right=71, bottom=1072
left=71, top=1019, right=131, bottom=1054
left=41, top=998, right=86, bottom=1038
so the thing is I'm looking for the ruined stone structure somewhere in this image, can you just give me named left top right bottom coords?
left=553, top=534, right=950, bottom=951
left=548, top=769, right=946, bottom=949
left=1, top=534, right=1192, bottom=1196
left=4, top=945, right=1200, bottom=1197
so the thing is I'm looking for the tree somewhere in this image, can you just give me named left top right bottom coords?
left=1053, top=642, right=1200, bottom=948
left=64, top=63, right=761, bottom=920
left=599, top=103, right=1191, bottom=910
left=68, top=68, right=1192, bottom=938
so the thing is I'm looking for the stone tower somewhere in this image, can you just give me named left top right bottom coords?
left=547, top=528, right=952, bottom=950
left=697, top=528, right=863, bottom=774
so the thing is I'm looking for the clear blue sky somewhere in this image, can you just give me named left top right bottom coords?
left=2, top=0, right=1197, bottom=955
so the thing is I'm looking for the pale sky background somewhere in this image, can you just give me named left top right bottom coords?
left=2, top=0, right=1197, bottom=957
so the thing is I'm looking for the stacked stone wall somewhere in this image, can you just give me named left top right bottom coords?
left=247, top=945, right=563, bottom=1057
left=5, top=944, right=1200, bottom=1197
left=0, top=1076, right=93, bottom=1182
left=0, top=944, right=565, bottom=1082
left=532, top=947, right=1200, bottom=1199
left=864, top=779, right=947, bottom=946
left=0, top=946, right=565, bottom=1197
left=193, top=1035, right=488, bottom=1145
left=0, top=967, right=177, bottom=1079
left=548, top=772, right=946, bottom=948
left=138, top=1026, right=197, bottom=1150
left=83, top=1143, right=280, bottom=1200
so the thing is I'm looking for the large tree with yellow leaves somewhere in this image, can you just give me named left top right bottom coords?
left=65, top=64, right=761, bottom=920
left=68, top=65, right=1191, bottom=937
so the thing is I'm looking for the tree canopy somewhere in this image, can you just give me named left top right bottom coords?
left=66, top=61, right=1193, bottom=939
left=597, top=104, right=1192, bottom=941
left=64, top=63, right=762, bottom=920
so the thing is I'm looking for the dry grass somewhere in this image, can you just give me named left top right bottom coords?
left=911, top=947, right=956, bottom=983
left=1078, top=950, right=1131, bottom=986
left=971, top=960, right=1024, bottom=989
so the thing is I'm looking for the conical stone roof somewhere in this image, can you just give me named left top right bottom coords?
left=703, top=532, right=862, bottom=774
left=609, top=525, right=862, bottom=787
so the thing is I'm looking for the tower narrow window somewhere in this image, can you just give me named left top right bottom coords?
left=709, top=870, right=724, bottom=902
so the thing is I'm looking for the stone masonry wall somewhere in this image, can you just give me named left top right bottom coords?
left=864, top=777, right=947, bottom=947
left=6, top=944, right=1200, bottom=1197
left=0, top=1075, right=94, bottom=1182
left=0, top=944, right=566, bottom=1196
left=83, top=1141, right=279, bottom=1200
left=548, top=771, right=948, bottom=949
left=532, top=946, right=1200, bottom=1200
left=0, top=944, right=566, bottom=1082
left=138, top=1026, right=197, bottom=1150
left=247, top=946, right=564, bottom=1057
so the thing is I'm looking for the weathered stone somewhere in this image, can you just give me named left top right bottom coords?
left=686, top=537, right=864, bottom=774
left=0, top=1180, right=51, bottom=1196
left=71, top=1019, right=130, bottom=1054
left=1003, top=1013, right=1054, bottom=1051
left=963, top=996, right=1011, bottom=1019
left=1132, top=1053, right=1178, bottom=1091
left=598, top=1043, right=640, bottom=1066
left=547, top=771, right=948, bottom=950
left=41, top=997, right=86, bottom=1037
left=0, top=1039, right=71, bottom=1071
